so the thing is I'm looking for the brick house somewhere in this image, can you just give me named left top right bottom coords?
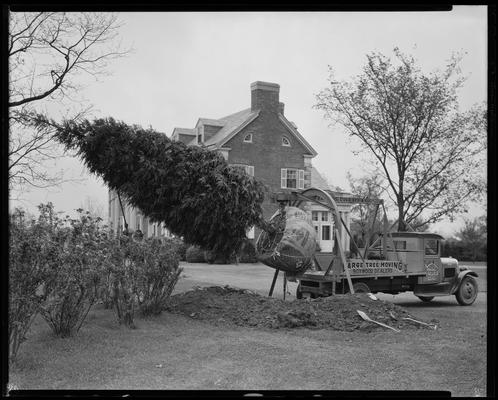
left=108, top=81, right=353, bottom=252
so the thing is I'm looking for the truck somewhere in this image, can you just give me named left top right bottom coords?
left=260, top=187, right=479, bottom=306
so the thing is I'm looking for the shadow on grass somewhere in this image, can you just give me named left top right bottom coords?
left=395, top=300, right=461, bottom=309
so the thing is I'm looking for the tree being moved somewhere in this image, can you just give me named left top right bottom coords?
left=32, top=116, right=266, bottom=258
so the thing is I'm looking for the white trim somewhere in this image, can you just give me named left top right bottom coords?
left=281, top=168, right=287, bottom=188
left=281, top=168, right=304, bottom=189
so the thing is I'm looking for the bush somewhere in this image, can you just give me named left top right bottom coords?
left=185, top=245, right=206, bottom=263
left=134, top=237, right=182, bottom=316
left=238, top=239, right=258, bottom=263
left=204, top=249, right=239, bottom=264
left=168, top=237, right=188, bottom=261
left=106, top=235, right=183, bottom=327
left=9, top=209, right=50, bottom=361
left=36, top=205, right=107, bottom=338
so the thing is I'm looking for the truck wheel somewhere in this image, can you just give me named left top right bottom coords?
left=347, top=282, right=370, bottom=294
left=455, top=275, right=478, bottom=306
left=417, top=296, right=434, bottom=302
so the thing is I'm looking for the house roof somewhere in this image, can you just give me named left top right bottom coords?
left=172, top=105, right=318, bottom=157
left=172, top=127, right=196, bottom=136
left=203, top=108, right=259, bottom=147
left=384, top=232, right=445, bottom=240
left=196, top=118, right=225, bottom=127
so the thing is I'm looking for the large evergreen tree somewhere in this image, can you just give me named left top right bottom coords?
left=32, top=116, right=266, bottom=257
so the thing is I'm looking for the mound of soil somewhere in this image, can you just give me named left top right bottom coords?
left=165, top=286, right=439, bottom=332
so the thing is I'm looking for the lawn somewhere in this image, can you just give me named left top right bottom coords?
left=8, top=287, right=487, bottom=396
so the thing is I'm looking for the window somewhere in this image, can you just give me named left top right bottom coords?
left=243, top=133, right=253, bottom=143
left=425, top=239, right=439, bottom=255
left=312, top=211, right=319, bottom=221
left=281, top=168, right=304, bottom=189
left=322, top=225, right=331, bottom=241
left=394, top=240, right=407, bottom=250
left=321, top=212, right=328, bottom=222
left=231, top=164, right=254, bottom=176
left=282, top=136, right=291, bottom=146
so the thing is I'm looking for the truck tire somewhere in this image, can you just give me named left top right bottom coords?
left=455, top=275, right=478, bottom=306
left=346, top=282, right=370, bottom=294
left=417, top=296, right=435, bottom=302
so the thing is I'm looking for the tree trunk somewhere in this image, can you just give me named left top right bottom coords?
left=397, top=199, right=407, bottom=232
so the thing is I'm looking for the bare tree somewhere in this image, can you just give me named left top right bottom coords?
left=8, top=12, right=129, bottom=195
left=315, top=48, right=486, bottom=231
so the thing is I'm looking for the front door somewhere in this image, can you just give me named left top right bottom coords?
left=312, top=210, right=333, bottom=252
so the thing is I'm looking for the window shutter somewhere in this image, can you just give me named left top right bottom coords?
left=281, top=169, right=287, bottom=188
left=298, top=169, right=304, bottom=189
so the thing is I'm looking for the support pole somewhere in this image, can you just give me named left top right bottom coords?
left=283, top=274, right=287, bottom=300
left=336, top=227, right=354, bottom=294
left=117, top=191, right=129, bottom=235
left=269, top=269, right=279, bottom=297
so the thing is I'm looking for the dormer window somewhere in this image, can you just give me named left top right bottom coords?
left=243, top=133, right=253, bottom=143
left=282, top=136, right=291, bottom=147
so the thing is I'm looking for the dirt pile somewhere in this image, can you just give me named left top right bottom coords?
left=165, top=286, right=439, bottom=332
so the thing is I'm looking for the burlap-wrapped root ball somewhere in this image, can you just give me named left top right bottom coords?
left=256, top=206, right=317, bottom=274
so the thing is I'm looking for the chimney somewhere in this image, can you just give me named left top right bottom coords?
left=278, top=102, right=285, bottom=115
left=251, top=81, right=280, bottom=112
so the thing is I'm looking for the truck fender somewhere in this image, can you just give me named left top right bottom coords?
left=450, top=269, right=479, bottom=294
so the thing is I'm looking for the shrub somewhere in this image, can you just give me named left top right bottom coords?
left=176, top=239, right=188, bottom=261
left=204, top=249, right=238, bottom=264
left=238, top=239, right=258, bottom=263
left=134, top=237, right=182, bottom=316
left=185, top=245, right=206, bottom=263
left=36, top=205, right=107, bottom=338
left=9, top=209, right=50, bottom=361
left=164, top=236, right=187, bottom=261
left=106, top=235, right=183, bottom=327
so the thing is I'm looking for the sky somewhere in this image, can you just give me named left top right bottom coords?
left=10, top=6, right=488, bottom=237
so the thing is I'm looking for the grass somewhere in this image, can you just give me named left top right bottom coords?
left=9, top=292, right=487, bottom=395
